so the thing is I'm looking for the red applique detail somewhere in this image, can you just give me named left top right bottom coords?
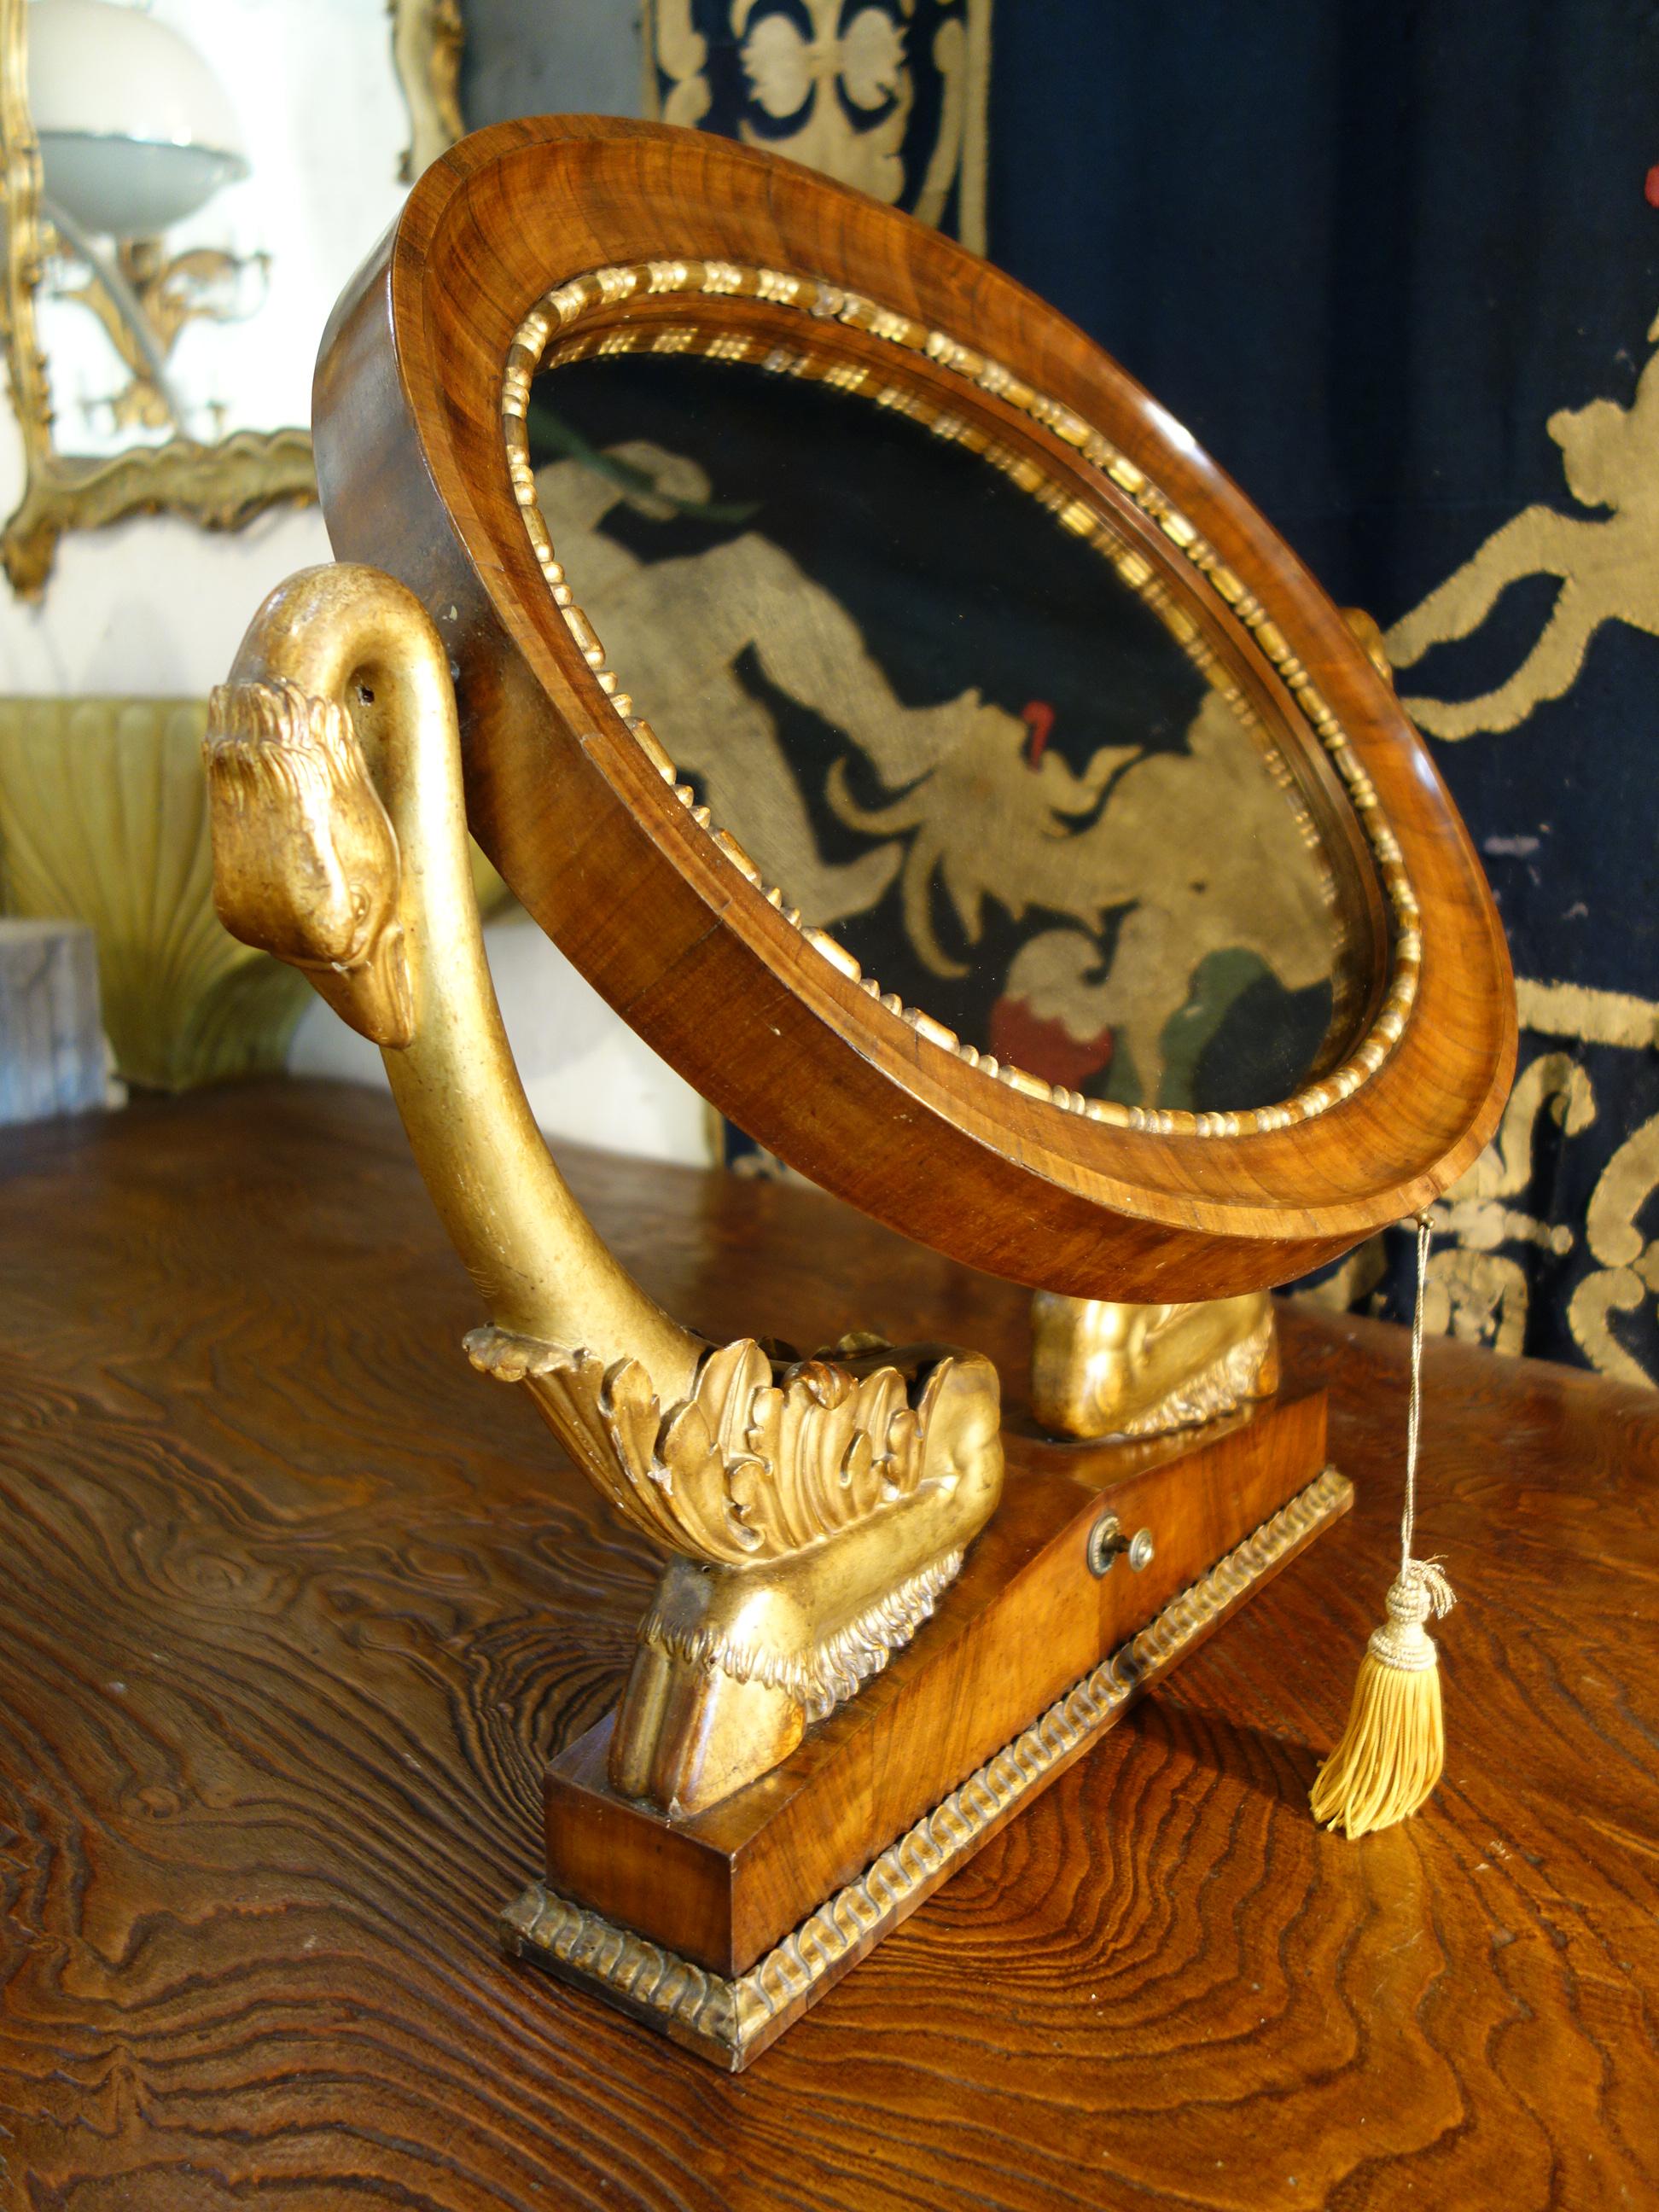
left=1021, top=699, right=1055, bottom=765
left=988, top=995, right=1114, bottom=1089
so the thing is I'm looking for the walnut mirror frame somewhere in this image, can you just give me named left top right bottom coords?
left=317, top=116, right=1514, bottom=1306
left=0, top=0, right=462, bottom=596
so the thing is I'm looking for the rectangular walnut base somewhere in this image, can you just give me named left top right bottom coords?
left=501, top=1458, right=1353, bottom=2071
left=536, top=1382, right=1330, bottom=1975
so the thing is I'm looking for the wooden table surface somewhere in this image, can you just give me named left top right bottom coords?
left=1, top=1081, right=1654, bottom=2212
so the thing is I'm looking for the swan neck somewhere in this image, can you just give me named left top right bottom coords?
left=235, top=563, right=702, bottom=1402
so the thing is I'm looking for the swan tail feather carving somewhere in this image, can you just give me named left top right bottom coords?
left=469, top=1320, right=1005, bottom=1813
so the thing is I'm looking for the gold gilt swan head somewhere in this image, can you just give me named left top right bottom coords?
left=204, top=675, right=414, bottom=1049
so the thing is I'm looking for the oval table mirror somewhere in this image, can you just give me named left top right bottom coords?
left=205, top=117, right=1514, bottom=2070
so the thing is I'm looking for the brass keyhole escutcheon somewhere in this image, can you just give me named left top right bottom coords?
left=1087, top=1512, right=1155, bottom=1577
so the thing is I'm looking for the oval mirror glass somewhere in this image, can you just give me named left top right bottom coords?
left=528, top=348, right=1368, bottom=1116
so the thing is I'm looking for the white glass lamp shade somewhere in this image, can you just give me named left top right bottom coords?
left=27, top=0, right=249, bottom=236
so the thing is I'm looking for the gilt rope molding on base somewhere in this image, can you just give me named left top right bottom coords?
left=503, top=1461, right=1354, bottom=2069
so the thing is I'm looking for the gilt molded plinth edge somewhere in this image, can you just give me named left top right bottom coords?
left=501, top=1462, right=1354, bottom=2070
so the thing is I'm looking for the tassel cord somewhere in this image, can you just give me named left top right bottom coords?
left=1310, top=1211, right=1457, bottom=1838
left=1400, top=1212, right=1430, bottom=1577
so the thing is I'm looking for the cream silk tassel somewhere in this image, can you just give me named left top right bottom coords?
left=1310, top=1215, right=1456, bottom=1839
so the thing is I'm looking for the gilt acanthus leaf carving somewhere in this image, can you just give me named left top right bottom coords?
left=465, top=1325, right=966, bottom=1567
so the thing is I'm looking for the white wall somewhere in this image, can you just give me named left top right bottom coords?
left=0, top=421, right=333, bottom=696
left=0, top=0, right=707, bottom=1162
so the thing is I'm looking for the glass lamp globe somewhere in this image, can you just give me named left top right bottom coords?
left=27, top=0, right=249, bottom=238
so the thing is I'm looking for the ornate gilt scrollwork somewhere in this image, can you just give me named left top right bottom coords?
left=203, top=562, right=1004, bottom=1818
left=470, top=1324, right=1000, bottom=1810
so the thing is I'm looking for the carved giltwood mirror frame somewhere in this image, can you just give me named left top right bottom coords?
left=0, top=0, right=461, bottom=595
left=316, top=116, right=1514, bottom=1305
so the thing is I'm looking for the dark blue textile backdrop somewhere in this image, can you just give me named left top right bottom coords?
left=981, top=3, right=1659, bottom=1381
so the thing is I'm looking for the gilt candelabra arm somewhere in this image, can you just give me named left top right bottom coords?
left=202, top=562, right=1005, bottom=1817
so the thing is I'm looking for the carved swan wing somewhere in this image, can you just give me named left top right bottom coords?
left=466, top=1325, right=992, bottom=1569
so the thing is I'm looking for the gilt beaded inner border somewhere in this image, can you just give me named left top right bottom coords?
left=501, top=259, right=1422, bottom=1140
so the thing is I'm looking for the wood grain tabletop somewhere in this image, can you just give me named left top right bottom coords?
left=0, top=1080, right=1653, bottom=2211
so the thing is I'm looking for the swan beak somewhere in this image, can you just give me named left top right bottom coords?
left=310, top=918, right=415, bottom=1050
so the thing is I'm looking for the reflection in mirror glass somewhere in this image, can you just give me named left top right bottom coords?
left=530, top=351, right=1365, bottom=1115
left=27, top=0, right=408, bottom=455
